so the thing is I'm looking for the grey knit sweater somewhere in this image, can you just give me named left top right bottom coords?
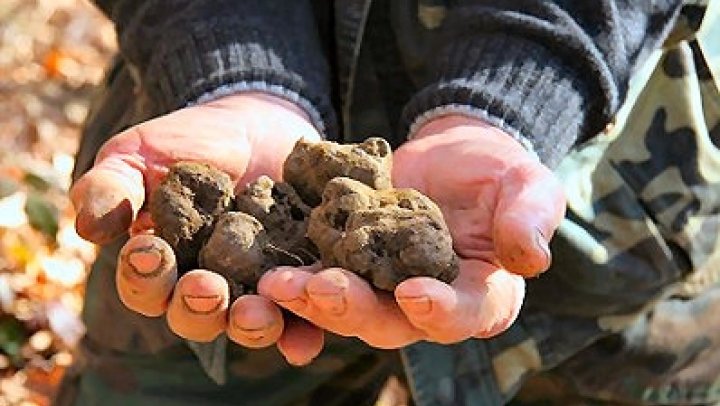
left=93, top=0, right=683, bottom=166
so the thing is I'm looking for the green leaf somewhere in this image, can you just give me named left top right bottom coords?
left=0, top=316, right=28, bottom=365
left=25, top=192, right=59, bottom=240
left=0, top=178, right=19, bottom=199
left=23, top=171, right=52, bottom=192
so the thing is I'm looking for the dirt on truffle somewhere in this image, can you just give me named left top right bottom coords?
left=150, top=162, right=234, bottom=271
left=235, top=176, right=319, bottom=266
left=308, top=177, right=460, bottom=291
left=199, top=212, right=271, bottom=294
left=283, top=137, right=393, bottom=206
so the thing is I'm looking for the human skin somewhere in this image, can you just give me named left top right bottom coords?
left=72, top=93, right=565, bottom=363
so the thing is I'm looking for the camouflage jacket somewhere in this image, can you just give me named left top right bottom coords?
left=403, top=2, right=720, bottom=405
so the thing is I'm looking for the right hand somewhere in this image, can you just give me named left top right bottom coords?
left=71, top=92, right=325, bottom=365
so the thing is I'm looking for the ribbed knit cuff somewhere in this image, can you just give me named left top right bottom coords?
left=193, top=81, right=328, bottom=137
left=402, top=33, right=607, bottom=168
left=406, top=104, right=539, bottom=161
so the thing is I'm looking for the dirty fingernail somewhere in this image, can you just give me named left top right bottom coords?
left=235, top=326, right=270, bottom=341
left=308, top=291, right=346, bottom=315
left=75, top=197, right=133, bottom=244
left=182, top=295, right=223, bottom=314
left=397, top=295, right=432, bottom=315
left=128, top=249, right=162, bottom=276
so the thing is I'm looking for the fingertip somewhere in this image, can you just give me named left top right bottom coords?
left=495, top=221, right=551, bottom=277
left=72, top=166, right=145, bottom=244
left=257, top=267, right=313, bottom=303
left=474, top=270, right=525, bottom=338
left=75, top=198, right=134, bottom=245
left=227, top=295, right=284, bottom=349
left=116, top=234, right=177, bottom=317
left=166, top=270, right=229, bottom=342
left=277, top=317, right=324, bottom=366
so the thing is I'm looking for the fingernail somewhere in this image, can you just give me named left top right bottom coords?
left=182, top=295, right=223, bottom=314
left=397, top=295, right=432, bottom=315
left=82, top=194, right=133, bottom=240
left=128, top=248, right=163, bottom=277
left=308, top=290, right=346, bottom=315
left=274, top=297, right=308, bottom=311
left=535, top=227, right=551, bottom=272
left=236, top=326, right=268, bottom=342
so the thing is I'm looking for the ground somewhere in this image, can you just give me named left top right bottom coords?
left=0, top=0, right=115, bottom=404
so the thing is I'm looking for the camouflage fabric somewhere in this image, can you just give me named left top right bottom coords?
left=400, top=1, right=720, bottom=405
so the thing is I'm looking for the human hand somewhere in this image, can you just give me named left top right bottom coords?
left=259, top=114, right=566, bottom=347
left=71, top=92, right=325, bottom=365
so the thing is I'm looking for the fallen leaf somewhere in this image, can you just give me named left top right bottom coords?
left=45, top=301, right=84, bottom=348
left=24, top=193, right=58, bottom=240
left=28, top=330, right=52, bottom=353
left=0, top=316, right=28, bottom=365
left=0, top=192, right=29, bottom=229
left=0, top=178, right=20, bottom=199
left=40, top=256, right=84, bottom=287
left=0, top=274, right=15, bottom=313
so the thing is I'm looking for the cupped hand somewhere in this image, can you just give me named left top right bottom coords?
left=260, top=114, right=566, bottom=347
left=71, top=92, right=325, bottom=365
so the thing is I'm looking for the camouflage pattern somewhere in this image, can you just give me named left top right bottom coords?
left=401, top=1, right=720, bottom=405
left=56, top=0, right=720, bottom=405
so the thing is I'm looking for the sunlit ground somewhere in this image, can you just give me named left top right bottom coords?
left=0, top=0, right=115, bottom=404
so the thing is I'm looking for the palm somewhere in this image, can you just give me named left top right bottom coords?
left=97, top=93, right=319, bottom=198
left=72, top=93, right=320, bottom=242
left=393, top=117, right=566, bottom=277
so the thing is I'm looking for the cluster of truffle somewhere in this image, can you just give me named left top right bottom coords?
left=150, top=138, right=459, bottom=294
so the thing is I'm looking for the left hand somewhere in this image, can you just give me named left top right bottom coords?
left=259, top=114, right=566, bottom=347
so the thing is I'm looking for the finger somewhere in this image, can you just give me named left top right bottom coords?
left=277, top=316, right=324, bottom=366
left=306, top=268, right=424, bottom=346
left=116, top=234, right=177, bottom=317
left=166, top=270, right=229, bottom=342
left=396, top=261, right=525, bottom=342
left=257, top=266, right=315, bottom=314
left=71, top=154, right=145, bottom=244
left=305, top=268, right=377, bottom=334
left=494, top=164, right=566, bottom=277
left=260, top=267, right=424, bottom=348
left=227, top=295, right=284, bottom=349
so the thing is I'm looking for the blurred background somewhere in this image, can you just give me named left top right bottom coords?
left=0, top=0, right=115, bottom=404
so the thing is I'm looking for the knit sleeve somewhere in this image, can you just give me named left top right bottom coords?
left=92, top=0, right=336, bottom=136
left=401, top=1, right=683, bottom=167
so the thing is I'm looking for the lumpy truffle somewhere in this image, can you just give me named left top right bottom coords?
left=150, top=162, right=234, bottom=271
left=308, top=177, right=459, bottom=291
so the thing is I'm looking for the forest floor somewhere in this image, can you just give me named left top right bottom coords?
left=0, top=0, right=115, bottom=404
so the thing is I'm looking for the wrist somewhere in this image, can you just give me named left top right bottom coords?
left=413, top=114, right=528, bottom=153
left=196, top=84, right=327, bottom=137
left=202, top=91, right=312, bottom=125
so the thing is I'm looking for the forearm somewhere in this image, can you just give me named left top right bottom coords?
left=402, top=0, right=683, bottom=167
left=93, top=0, right=336, bottom=136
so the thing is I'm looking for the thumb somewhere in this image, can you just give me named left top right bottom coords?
left=71, top=155, right=145, bottom=245
left=493, top=164, right=566, bottom=277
